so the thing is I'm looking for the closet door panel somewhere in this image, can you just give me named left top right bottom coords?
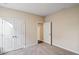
left=1, top=17, right=25, bottom=53
left=0, top=18, right=3, bottom=53
left=14, top=18, right=25, bottom=49
left=2, top=18, right=15, bottom=52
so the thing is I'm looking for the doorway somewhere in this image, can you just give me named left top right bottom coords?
left=37, top=23, right=43, bottom=44
left=43, top=22, right=52, bottom=45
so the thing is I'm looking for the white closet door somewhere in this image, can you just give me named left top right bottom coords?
left=14, top=18, right=25, bottom=49
left=2, top=17, right=25, bottom=53
left=44, top=22, right=51, bottom=45
left=0, top=18, right=3, bottom=53
left=2, top=18, right=15, bottom=52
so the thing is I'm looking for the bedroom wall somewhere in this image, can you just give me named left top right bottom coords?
left=0, top=7, right=44, bottom=47
left=45, top=6, right=79, bottom=54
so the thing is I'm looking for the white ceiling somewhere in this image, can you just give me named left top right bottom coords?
left=0, top=3, right=79, bottom=16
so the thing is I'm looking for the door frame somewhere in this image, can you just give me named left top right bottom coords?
left=50, top=22, right=52, bottom=46
left=43, top=21, right=52, bottom=46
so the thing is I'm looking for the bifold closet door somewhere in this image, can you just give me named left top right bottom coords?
left=2, top=17, right=25, bottom=53
left=0, top=19, right=3, bottom=53
left=2, top=18, right=15, bottom=52
left=14, top=18, right=25, bottom=50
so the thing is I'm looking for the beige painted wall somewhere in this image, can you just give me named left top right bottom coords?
left=45, top=6, right=79, bottom=54
left=0, top=7, right=44, bottom=47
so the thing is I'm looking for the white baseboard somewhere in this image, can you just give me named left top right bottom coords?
left=53, top=43, right=79, bottom=54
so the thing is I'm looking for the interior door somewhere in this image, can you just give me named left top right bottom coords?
left=2, top=18, right=15, bottom=52
left=44, top=22, right=52, bottom=45
left=0, top=18, right=3, bottom=53
left=14, top=18, right=25, bottom=49
left=2, top=17, right=25, bottom=53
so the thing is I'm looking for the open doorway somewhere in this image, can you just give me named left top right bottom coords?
left=37, top=23, right=43, bottom=44
left=43, top=22, right=52, bottom=46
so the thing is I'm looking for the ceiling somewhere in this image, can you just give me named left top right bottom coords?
left=0, top=3, right=79, bottom=16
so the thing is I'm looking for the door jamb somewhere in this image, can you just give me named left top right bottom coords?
left=50, top=22, right=52, bottom=46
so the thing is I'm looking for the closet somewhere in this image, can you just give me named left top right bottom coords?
left=0, top=17, right=25, bottom=54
